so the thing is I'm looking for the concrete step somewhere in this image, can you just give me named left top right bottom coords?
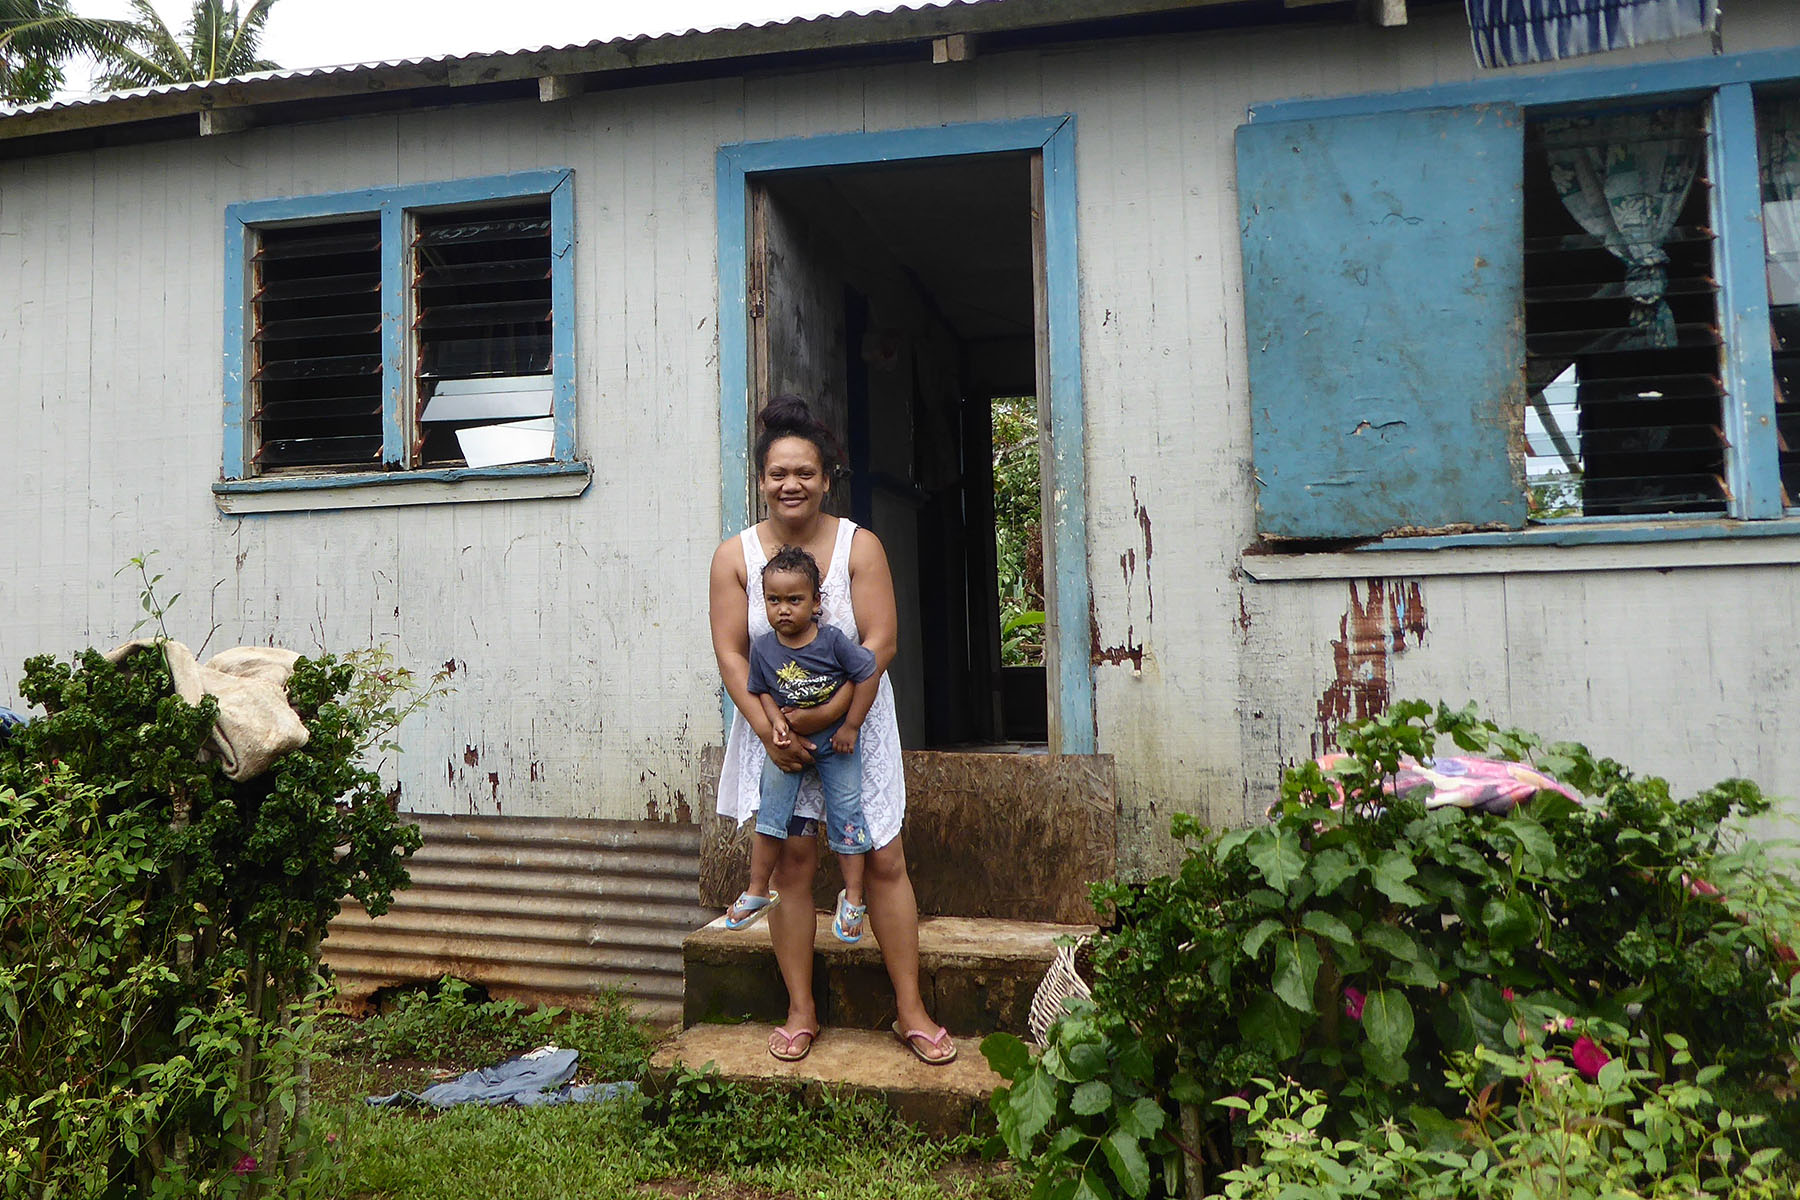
left=649, top=1022, right=1007, bottom=1138
left=683, top=912, right=1095, bottom=1035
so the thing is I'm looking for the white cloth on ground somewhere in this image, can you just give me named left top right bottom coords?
left=715, top=517, right=905, bottom=850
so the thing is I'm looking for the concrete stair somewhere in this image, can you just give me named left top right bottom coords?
left=650, top=911, right=1096, bottom=1135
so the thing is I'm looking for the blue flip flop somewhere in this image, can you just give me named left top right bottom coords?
left=724, top=889, right=780, bottom=930
left=832, top=889, right=867, bottom=944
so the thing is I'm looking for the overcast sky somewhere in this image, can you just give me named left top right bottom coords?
left=68, top=0, right=953, bottom=73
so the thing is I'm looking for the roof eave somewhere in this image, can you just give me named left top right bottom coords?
left=0, top=0, right=1269, bottom=144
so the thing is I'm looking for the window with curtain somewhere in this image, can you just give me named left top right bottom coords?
left=1761, top=94, right=1800, bottom=509
left=1522, top=104, right=1726, bottom=518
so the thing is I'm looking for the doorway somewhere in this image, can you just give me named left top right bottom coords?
left=748, top=155, right=1040, bottom=748
left=716, top=118, right=1094, bottom=754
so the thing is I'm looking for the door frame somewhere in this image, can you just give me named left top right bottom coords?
left=715, top=115, right=1094, bottom=754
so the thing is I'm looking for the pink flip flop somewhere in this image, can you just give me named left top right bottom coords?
left=768, top=1026, right=817, bottom=1062
left=891, top=1021, right=957, bottom=1065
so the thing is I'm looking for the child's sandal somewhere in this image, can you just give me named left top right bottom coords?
left=724, top=889, right=780, bottom=930
left=832, top=889, right=867, bottom=944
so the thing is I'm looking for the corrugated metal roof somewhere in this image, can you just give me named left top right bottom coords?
left=0, top=0, right=1250, bottom=146
left=2, top=1, right=974, bottom=119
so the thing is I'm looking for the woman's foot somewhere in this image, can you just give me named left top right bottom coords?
left=891, top=1021, right=957, bottom=1065
left=768, top=1025, right=818, bottom=1061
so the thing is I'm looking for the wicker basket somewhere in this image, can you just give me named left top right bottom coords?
left=1027, top=936, right=1093, bottom=1046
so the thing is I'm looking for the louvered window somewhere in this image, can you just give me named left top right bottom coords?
left=1521, top=104, right=1726, bottom=519
left=413, top=204, right=555, bottom=468
left=249, top=220, right=384, bottom=473
left=1760, top=94, right=1800, bottom=509
left=224, top=169, right=577, bottom=494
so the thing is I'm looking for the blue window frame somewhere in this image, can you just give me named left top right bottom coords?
left=217, top=169, right=583, bottom=504
left=1238, top=47, right=1800, bottom=547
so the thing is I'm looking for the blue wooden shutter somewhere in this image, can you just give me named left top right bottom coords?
left=1237, top=106, right=1528, bottom=539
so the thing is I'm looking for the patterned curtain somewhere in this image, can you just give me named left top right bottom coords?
left=1762, top=97, right=1800, bottom=311
left=1540, top=107, right=1702, bottom=350
left=1464, top=0, right=1717, bottom=69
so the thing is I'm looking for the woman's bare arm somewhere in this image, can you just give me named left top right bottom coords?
left=847, top=527, right=899, bottom=674
left=784, top=684, right=852, bottom=735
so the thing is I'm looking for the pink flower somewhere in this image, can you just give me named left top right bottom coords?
left=1343, top=986, right=1366, bottom=1021
left=1571, top=1035, right=1611, bottom=1080
left=1226, top=1088, right=1250, bottom=1123
left=324, top=1133, right=338, bottom=1146
left=233, top=1155, right=257, bottom=1176
left=1501, top=987, right=1516, bottom=1001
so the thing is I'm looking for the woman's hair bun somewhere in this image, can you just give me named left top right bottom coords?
left=757, top=394, right=818, bottom=437
left=754, top=394, right=843, bottom=473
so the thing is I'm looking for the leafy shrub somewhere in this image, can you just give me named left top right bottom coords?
left=331, top=976, right=653, bottom=1081
left=984, top=700, right=1800, bottom=1199
left=1213, top=1018, right=1791, bottom=1199
left=0, top=642, right=426, bottom=1198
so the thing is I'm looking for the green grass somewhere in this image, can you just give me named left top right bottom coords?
left=310, top=982, right=1023, bottom=1200
left=315, top=1091, right=1018, bottom=1200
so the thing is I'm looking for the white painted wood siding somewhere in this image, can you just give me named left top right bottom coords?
left=1, top=1, right=1794, bottom=875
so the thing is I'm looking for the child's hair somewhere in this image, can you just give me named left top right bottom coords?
left=762, top=544, right=823, bottom=597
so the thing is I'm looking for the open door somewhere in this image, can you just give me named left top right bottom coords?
left=745, top=155, right=1047, bottom=749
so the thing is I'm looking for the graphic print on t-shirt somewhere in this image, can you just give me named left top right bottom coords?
left=775, top=659, right=839, bottom=708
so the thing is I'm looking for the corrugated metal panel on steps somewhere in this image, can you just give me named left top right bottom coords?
left=324, top=814, right=710, bottom=1025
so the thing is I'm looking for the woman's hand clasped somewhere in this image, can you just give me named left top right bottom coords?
left=764, top=728, right=816, bottom=772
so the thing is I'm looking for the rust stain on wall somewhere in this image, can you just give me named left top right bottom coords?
left=1131, top=477, right=1154, bottom=621
left=647, top=793, right=696, bottom=824
left=1313, top=579, right=1427, bottom=756
left=1094, top=480, right=1156, bottom=670
left=1090, top=597, right=1144, bottom=669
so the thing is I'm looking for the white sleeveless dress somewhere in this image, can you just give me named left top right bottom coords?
left=716, top=517, right=906, bottom=850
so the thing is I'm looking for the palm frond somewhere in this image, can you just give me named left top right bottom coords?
left=92, top=41, right=179, bottom=90
left=217, top=0, right=275, bottom=77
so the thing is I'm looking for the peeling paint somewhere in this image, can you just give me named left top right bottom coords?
left=1131, top=476, right=1154, bottom=621
left=647, top=789, right=695, bottom=824
left=1092, top=614, right=1145, bottom=670
left=1313, top=579, right=1427, bottom=756
left=463, top=744, right=480, bottom=767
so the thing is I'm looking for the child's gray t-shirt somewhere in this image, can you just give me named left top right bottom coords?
left=746, top=625, right=877, bottom=710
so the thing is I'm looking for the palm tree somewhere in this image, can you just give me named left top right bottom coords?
left=0, top=0, right=134, bottom=104
left=93, top=0, right=278, bottom=90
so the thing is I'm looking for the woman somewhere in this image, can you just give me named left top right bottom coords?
left=709, top=395, right=956, bottom=1066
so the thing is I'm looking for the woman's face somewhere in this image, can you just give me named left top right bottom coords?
left=760, top=436, right=827, bottom=519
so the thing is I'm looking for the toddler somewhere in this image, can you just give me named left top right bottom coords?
left=724, top=545, right=879, bottom=944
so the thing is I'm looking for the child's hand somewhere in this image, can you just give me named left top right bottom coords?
left=772, top=719, right=793, bottom=748
left=831, top=723, right=859, bottom=754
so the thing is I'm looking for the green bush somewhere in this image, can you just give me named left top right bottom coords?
left=1213, top=1020, right=1790, bottom=1199
left=0, top=644, right=425, bottom=1198
left=983, top=700, right=1800, bottom=1199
